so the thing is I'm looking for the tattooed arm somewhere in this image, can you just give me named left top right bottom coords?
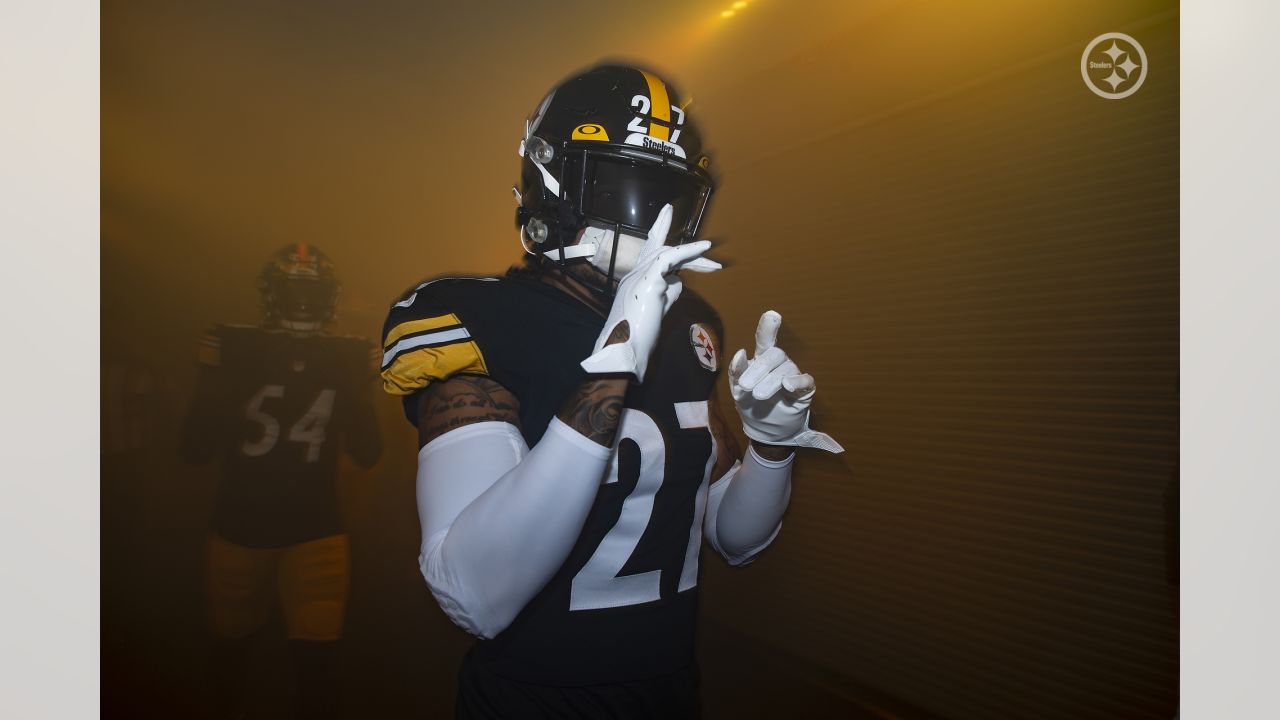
left=418, top=321, right=629, bottom=448
left=417, top=375, right=523, bottom=448
left=553, top=321, right=629, bottom=444
left=411, top=326, right=629, bottom=638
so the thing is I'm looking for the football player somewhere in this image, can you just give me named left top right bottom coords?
left=381, top=64, right=842, bottom=718
left=181, top=243, right=382, bottom=719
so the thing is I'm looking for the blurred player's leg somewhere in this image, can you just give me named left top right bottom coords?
left=206, top=534, right=279, bottom=719
left=278, top=533, right=349, bottom=720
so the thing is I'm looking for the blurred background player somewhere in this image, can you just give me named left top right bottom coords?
left=381, top=64, right=842, bottom=718
left=181, top=243, right=383, bottom=719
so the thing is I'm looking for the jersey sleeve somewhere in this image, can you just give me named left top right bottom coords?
left=379, top=281, right=491, bottom=398
left=181, top=326, right=230, bottom=464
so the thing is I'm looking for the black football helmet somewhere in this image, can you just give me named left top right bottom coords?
left=514, top=63, right=715, bottom=294
left=257, top=242, right=341, bottom=332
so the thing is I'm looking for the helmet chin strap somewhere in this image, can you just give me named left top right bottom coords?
left=583, top=226, right=646, bottom=277
left=536, top=225, right=645, bottom=282
left=540, top=242, right=598, bottom=262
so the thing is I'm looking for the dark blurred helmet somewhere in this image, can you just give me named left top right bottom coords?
left=257, top=243, right=340, bottom=332
left=514, top=63, right=715, bottom=293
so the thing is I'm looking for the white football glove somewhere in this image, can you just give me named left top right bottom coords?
left=728, top=311, right=844, bottom=453
left=580, top=204, right=720, bottom=382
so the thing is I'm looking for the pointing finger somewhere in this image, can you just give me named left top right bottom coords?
left=754, top=310, right=782, bottom=358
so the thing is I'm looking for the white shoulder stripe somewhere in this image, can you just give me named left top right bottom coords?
left=382, top=327, right=472, bottom=368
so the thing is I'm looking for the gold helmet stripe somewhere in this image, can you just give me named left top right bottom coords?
left=639, top=70, right=671, bottom=141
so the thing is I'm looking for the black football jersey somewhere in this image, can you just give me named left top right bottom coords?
left=182, top=325, right=382, bottom=548
left=381, top=273, right=726, bottom=685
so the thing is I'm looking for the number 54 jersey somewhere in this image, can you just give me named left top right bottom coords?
left=182, top=325, right=383, bottom=549
left=382, top=274, right=726, bottom=685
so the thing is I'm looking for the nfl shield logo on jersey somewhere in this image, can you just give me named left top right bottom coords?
left=689, top=323, right=717, bottom=372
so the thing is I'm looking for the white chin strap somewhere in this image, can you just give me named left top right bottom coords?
left=585, top=226, right=646, bottom=276
left=541, top=242, right=598, bottom=262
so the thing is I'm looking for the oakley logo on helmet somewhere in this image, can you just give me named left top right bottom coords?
left=572, top=123, right=610, bottom=141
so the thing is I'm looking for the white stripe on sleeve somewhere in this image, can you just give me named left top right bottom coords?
left=382, top=327, right=472, bottom=368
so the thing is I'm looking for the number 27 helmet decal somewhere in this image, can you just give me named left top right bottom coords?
left=514, top=64, right=715, bottom=294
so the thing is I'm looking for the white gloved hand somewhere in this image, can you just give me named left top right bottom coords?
left=729, top=311, right=844, bottom=453
left=580, top=204, right=721, bottom=382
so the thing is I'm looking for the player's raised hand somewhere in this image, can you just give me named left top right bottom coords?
left=581, top=205, right=721, bottom=382
left=728, top=311, right=843, bottom=453
left=633, top=203, right=720, bottom=276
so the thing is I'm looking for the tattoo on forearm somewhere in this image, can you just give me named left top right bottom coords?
left=557, top=378, right=626, bottom=447
left=423, top=410, right=516, bottom=439
left=419, top=375, right=520, bottom=447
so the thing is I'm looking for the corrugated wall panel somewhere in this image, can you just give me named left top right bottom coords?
left=693, top=3, right=1178, bottom=718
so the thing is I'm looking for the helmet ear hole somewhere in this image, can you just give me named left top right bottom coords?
left=526, top=136, right=555, bottom=164
left=525, top=217, right=549, bottom=244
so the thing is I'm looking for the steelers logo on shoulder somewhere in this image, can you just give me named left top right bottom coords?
left=689, top=323, right=717, bottom=372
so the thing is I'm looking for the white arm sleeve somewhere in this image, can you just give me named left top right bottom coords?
left=416, top=417, right=611, bottom=639
left=703, top=445, right=794, bottom=566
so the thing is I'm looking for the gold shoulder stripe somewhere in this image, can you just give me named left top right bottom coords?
left=380, top=340, right=489, bottom=396
left=384, top=313, right=463, bottom=349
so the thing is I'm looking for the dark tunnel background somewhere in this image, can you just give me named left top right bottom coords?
left=101, top=1, right=1179, bottom=717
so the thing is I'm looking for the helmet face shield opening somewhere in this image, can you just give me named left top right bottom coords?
left=563, top=150, right=712, bottom=245
left=279, top=278, right=333, bottom=320
left=267, top=276, right=338, bottom=330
